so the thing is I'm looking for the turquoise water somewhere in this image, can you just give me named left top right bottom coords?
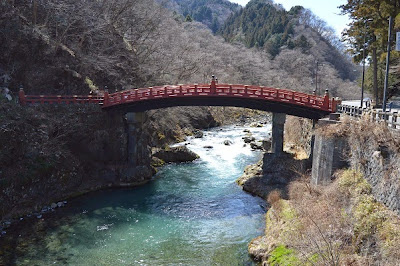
left=15, top=125, right=269, bottom=265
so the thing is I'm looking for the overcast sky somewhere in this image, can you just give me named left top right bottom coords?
left=228, top=0, right=350, bottom=37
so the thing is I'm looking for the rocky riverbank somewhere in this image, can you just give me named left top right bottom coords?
left=240, top=117, right=400, bottom=265
left=245, top=169, right=400, bottom=265
left=237, top=152, right=308, bottom=199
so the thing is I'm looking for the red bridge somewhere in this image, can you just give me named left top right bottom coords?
left=19, top=78, right=338, bottom=119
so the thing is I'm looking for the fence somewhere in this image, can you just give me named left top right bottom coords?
left=338, top=105, right=399, bottom=129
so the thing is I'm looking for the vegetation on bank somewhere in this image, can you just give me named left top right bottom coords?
left=251, top=169, right=400, bottom=265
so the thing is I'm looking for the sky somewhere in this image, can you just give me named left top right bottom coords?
left=229, top=0, right=350, bottom=37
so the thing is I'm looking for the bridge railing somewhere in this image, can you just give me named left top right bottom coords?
left=17, top=80, right=337, bottom=113
left=19, top=89, right=103, bottom=105
left=338, top=104, right=400, bottom=129
left=104, top=83, right=336, bottom=112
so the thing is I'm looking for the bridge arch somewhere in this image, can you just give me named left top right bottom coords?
left=18, top=78, right=337, bottom=120
left=103, top=79, right=337, bottom=120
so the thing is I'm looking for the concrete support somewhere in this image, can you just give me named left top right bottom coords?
left=271, top=113, right=286, bottom=154
left=311, top=119, right=348, bottom=185
left=126, top=112, right=147, bottom=167
left=309, top=119, right=317, bottom=160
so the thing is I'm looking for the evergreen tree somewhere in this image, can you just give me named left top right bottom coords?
left=340, top=0, right=400, bottom=102
left=219, top=0, right=294, bottom=57
left=185, top=14, right=193, bottom=22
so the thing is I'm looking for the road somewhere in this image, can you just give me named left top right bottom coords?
left=342, top=100, right=400, bottom=113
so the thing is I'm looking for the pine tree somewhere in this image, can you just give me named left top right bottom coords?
left=340, top=0, right=400, bottom=102
left=185, top=14, right=193, bottom=22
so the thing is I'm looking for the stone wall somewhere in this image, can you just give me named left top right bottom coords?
left=315, top=118, right=400, bottom=215
left=346, top=121, right=400, bottom=215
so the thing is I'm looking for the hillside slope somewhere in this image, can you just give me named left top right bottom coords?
left=219, top=0, right=357, bottom=83
left=161, top=0, right=240, bottom=32
left=0, top=0, right=359, bottom=99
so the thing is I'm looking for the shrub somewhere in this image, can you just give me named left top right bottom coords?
left=267, top=190, right=282, bottom=206
left=268, top=245, right=299, bottom=266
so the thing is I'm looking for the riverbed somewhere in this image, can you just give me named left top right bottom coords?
left=1, top=124, right=271, bottom=265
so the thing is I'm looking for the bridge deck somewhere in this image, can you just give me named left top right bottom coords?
left=18, top=79, right=337, bottom=119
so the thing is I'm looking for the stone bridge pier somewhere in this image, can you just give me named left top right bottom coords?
left=271, top=113, right=286, bottom=154
left=123, top=112, right=153, bottom=183
left=311, top=116, right=348, bottom=185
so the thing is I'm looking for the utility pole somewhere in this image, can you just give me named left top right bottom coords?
left=382, top=16, right=393, bottom=112
left=315, top=60, right=319, bottom=95
left=361, top=33, right=366, bottom=108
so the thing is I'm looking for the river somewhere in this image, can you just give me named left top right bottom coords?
left=7, top=124, right=271, bottom=265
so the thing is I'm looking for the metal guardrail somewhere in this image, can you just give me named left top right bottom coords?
left=338, top=104, right=400, bottom=129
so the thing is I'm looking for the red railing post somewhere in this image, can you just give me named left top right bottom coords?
left=19, top=87, right=26, bottom=105
left=210, top=75, right=216, bottom=94
left=323, top=89, right=330, bottom=110
left=331, top=97, right=337, bottom=112
left=103, top=89, right=109, bottom=107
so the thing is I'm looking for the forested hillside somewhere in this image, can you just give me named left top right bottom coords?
left=160, top=0, right=240, bottom=32
left=219, top=0, right=357, bottom=82
left=219, top=0, right=296, bottom=54
left=0, top=0, right=359, bottom=99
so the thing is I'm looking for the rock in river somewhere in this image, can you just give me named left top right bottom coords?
left=193, top=130, right=204, bottom=138
left=243, top=136, right=256, bottom=143
left=153, top=146, right=199, bottom=163
left=224, top=140, right=233, bottom=146
left=250, top=142, right=263, bottom=150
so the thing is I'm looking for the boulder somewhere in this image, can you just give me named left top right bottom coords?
left=224, top=140, right=233, bottom=146
left=250, top=122, right=263, bottom=128
left=262, top=140, right=272, bottom=151
left=193, top=130, right=204, bottom=138
left=243, top=136, right=256, bottom=143
left=203, top=146, right=213, bottom=149
left=250, top=142, right=263, bottom=150
left=153, top=146, right=199, bottom=163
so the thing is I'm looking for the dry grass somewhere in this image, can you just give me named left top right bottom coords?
left=267, top=170, right=400, bottom=265
left=258, top=116, right=400, bottom=265
left=267, top=190, right=282, bottom=211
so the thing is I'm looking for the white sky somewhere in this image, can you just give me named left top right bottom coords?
left=229, top=0, right=350, bottom=36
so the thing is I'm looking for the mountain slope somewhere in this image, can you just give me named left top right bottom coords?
left=161, top=0, right=240, bottom=32
left=219, top=0, right=357, bottom=81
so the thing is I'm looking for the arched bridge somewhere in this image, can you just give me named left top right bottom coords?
left=19, top=78, right=338, bottom=119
